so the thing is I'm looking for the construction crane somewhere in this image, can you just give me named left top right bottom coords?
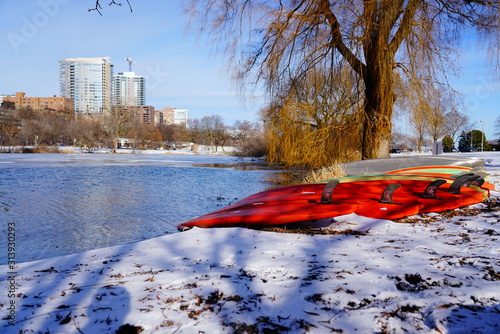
left=125, top=56, right=144, bottom=72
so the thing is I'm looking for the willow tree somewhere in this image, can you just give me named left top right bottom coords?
left=263, top=66, right=363, bottom=168
left=407, top=83, right=455, bottom=147
left=185, top=0, right=499, bottom=160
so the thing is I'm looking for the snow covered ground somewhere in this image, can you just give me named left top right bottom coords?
left=1, top=153, right=499, bottom=333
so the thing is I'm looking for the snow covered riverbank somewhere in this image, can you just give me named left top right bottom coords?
left=1, top=153, right=499, bottom=333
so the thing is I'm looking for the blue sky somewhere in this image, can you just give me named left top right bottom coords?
left=0, top=0, right=498, bottom=139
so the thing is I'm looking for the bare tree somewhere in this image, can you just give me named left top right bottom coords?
left=444, top=108, right=469, bottom=144
left=187, top=116, right=229, bottom=152
left=70, top=116, right=107, bottom=153
left=158, top=123, right=190, bottom=149
left=200, top=115, right=228, bottom=152
left=232, top=120, right=257, bottom=147
left=18, top=108, right=49, bottom=146
left=391, top=131, right=414, bottom=151
left=106, top=107, right=132, bottom=152
left=412, top=107, right=427, bottom=153
left=494, top=115, right=500, bottom=141
left=425, top=86, right=452, bottom=143
left=135, top=123, right=163, bottom=149
left=187, top=118, right=204, bottom=145
left=186, top=0, right=499, bottom=160
left=232, top=120, right=267, bottom=158
left=0, top=108, right=20, bottom=151
left=43, top=113, right=71, bottom=145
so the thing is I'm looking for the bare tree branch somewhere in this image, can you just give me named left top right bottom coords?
left=89, top=0, right=133, bottom=15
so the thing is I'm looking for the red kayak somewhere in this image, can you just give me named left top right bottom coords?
left=177, top=171, right=492, bottom=229
left=177, top=201, right=361, bottom=228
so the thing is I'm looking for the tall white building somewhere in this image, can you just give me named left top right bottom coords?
left=173, top=108, right=188, bottom=124
left=59, top=57, right=113, bottom=114
left=113, top=72, right=145, bottom=106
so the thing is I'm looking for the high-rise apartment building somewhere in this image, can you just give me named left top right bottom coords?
left=113, top=72, right=145, bottom=106
left=59, top=57, right=113, bottom=114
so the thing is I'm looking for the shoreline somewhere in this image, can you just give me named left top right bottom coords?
left=0, top=145, right=240, bottom=155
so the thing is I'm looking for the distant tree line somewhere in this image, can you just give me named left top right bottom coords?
left=391, top=107, right=498, bottom=153
left=0, top=107, right=266, bottom=156
left=2, top=105, right=498, bottom=161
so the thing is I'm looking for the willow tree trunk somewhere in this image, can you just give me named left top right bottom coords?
left=362, top=72, right=393, bottom=160
left=361, top=20, right=394, bottom=160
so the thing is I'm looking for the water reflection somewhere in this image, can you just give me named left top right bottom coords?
left=0, top=158, right=276, bottom=264
left=192, top=162, right=276, bottom=171
left=264, top=169, right=310, bottom=187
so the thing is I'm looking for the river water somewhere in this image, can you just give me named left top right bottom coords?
left=0, top=153, right=277, bottom=265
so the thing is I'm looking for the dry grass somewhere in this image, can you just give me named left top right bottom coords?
left=22, top=146, right=61, bottom=153
left=257, top=224, right=369, bottom=236
left=302, top=163, right=347, bottom=183
left=263, top=163, right=346, bottom=188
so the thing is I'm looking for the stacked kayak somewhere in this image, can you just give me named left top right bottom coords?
left=177, top=164, right=494, bottom=230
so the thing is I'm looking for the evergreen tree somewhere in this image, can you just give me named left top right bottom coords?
left=442, top=135, right=454, bottom=152
left=458, top=130, right=491, bottom=151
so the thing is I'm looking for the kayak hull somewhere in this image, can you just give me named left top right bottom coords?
left=177, top=165, right=494, bottom=229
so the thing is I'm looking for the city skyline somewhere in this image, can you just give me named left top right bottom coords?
left=0, top=0, right=498, bottom=139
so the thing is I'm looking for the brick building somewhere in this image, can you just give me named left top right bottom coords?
left=3, top=92, right=74, bottom=113
left=112, top=105, right=155, bottom=125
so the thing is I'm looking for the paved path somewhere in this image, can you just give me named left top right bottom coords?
left=342, top=155, right=484, bottom=176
